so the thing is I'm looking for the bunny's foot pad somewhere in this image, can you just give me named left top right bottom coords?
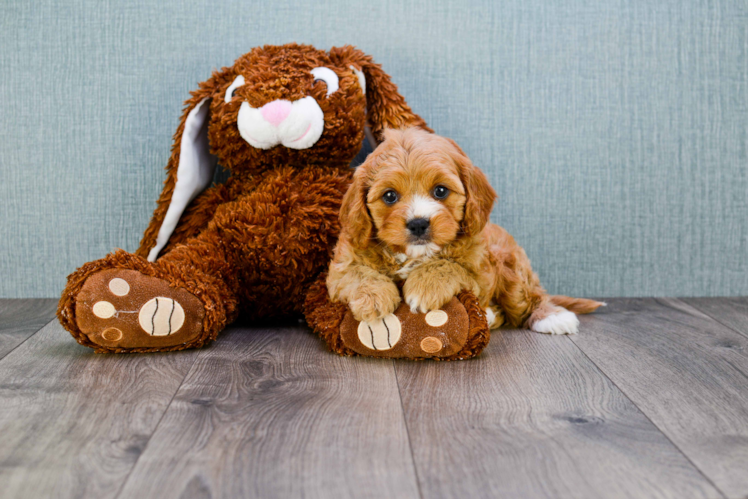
left=74, top=269, right=205, bottom=351
left=304, top=276, right=492, bottom=360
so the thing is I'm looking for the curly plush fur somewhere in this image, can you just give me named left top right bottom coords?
left=58, top=44, right=429, bottom=352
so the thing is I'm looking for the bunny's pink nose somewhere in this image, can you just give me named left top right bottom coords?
left=260, top=100, right=292, bottom=127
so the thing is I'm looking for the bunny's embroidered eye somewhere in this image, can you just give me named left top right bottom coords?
left=310, top=67, right=339, bottom=97
left=225, top=75, right=245, bottom=103
left=382, top=190, right=399, bottom=205
left=433, top=185, right=450, bottom=200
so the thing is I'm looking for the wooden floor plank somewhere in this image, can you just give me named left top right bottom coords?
left=571, top=298, right=748, bottom=499
left=0, top=321, right=199, bottom=498
left=680, top=297, right=748, bottom=339
left=395, top=328, right=720, bottom=498
left=0, top=299, right=57, bottom=360
left=118, top=324, right=420, bottom=499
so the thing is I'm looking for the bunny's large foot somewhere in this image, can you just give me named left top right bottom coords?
left=58, top=250, right=231, bottom=353
left=304, top=277, right=492, bottom=360
left=74, top=269, right=205, bottom=351
left=339, top=294, right=489, bottom=359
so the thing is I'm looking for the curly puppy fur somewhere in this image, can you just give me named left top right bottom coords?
left=326, top=128, right=603, bottom=334
left=58, top=44, right=429, bottom=352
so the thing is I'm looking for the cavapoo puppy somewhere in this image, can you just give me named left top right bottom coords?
left=327, top=127, right=603, bottom=334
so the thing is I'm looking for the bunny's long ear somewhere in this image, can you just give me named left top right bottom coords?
left=136, top=73, right=226, bottom=262
left=330, top=46, right=432, bottom=145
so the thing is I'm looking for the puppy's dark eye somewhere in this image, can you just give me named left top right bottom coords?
left=231, top=87, right=240, bottom=98
left=313, top=79, right=327, bottom=90
left=382, top=190, right=399, bottom=205
left=433, top=185, right=450, bottom=200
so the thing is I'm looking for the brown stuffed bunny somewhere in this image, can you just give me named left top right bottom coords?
left=57, top=43, right=430, bottom=353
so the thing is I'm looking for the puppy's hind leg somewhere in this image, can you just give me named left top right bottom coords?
left=526, top=300, right=580, bottom=335
left=485, top=304, right=505, bottom=330
left=527, top=295, right=605, bottom=335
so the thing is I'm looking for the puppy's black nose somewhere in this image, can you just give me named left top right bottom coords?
left=406, top=218, right=430, bottom=237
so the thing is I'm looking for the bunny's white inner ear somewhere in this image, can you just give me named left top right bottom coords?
left=147, top=98, right=217, bottom=262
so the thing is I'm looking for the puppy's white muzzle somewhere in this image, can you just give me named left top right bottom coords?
left=237, top=97, right=324, bottom=150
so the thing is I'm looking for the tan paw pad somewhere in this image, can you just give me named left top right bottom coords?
left=92, top=301, right=115, bottom=319
left=357, top=314, right=402, bottom=351
left=101, top=327, right=123, bottom=342
left=420, top=336, right=443, bottom=353
left=424, top=310, right=448, bottom=327
left=138, top=297, right=185, bottom=336
left=108, top=278, right=130, bottom=296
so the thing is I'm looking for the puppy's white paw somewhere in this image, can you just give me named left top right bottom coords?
left=485, top=308, right=496, bottom=327
left=403, top=274, right=460, bottom=315
left=348, top=284, right=400, bottom=323
left=406, top=293, right=430, bottom=314
left=531, top=308, right=579, bottom=335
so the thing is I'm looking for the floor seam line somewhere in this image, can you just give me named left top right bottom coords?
left=114, top=349, right=202, bottom=498
left=678, top=298, right=748, bottom=341
left=566, top=334, right=727, bottom=498
left=393, top=361, right=424, bottom=499
left=0, top=317, right=57, bottom=363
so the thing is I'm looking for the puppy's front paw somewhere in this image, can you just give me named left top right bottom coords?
left=403, top=276, right=461, bottom=314
left=530, top=308, right=579, bottom=335
left=349, top=280, right=401, bottom=323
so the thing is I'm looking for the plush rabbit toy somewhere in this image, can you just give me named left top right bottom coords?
left=58, top=43, right=432, bottom=352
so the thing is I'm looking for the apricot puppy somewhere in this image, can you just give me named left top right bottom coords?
left=327, top=128, right=603, bottom=334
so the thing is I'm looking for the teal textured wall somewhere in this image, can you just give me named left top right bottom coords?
left=1, top=0, right=746, bottom=298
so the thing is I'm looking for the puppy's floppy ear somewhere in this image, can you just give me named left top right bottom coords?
left=137, top=68, right=233, bottom=261
left=329, top=46, right=432, bottom=145
left=446, top=138, right=497, bottom=237
left=339, top=158, right=374, bottom=250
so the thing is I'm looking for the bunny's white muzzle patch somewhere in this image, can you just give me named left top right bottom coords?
left=237, top=97, right=324, bottom=150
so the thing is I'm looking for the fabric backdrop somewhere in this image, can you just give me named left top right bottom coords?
left=1, top=0, right=746, bottom=298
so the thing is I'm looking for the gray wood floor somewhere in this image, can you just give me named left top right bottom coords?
left=0, top=297, right=747, bottom=498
